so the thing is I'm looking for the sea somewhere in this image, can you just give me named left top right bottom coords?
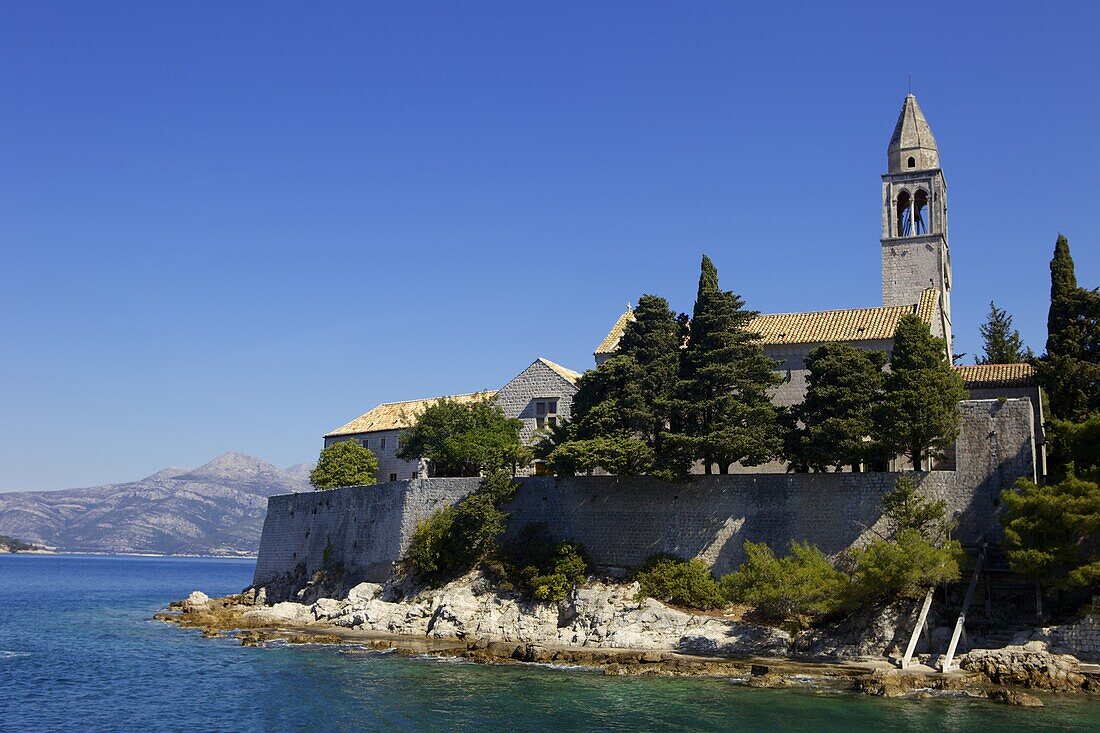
left=1, top=554, right=1097, bottom=732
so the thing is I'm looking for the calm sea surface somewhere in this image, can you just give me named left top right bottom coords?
left=1, top=554, right=1097, bottom=732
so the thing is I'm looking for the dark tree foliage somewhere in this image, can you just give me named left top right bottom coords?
left=1047, top=233, right=1078, bottom=355
left=396, top=398, right=523, bottom=477
left=787, top=343, right=886, bottom=471
left=1038, top=235, right=1100, bottom=422
left=548, top=356, right=653, bottom=476
left=310, top=440, right=378, bottom=489
left=978, top=301, right=1031, bottom=364
left=671, top=255, right=782, bottom=473
left=1002, top=470, right=1100, bottom=590
left=547, top=294, right=690, bottom=478
left=1048, top=414, right=1100, bottom=482
left=872, top=315, right=966, bottom=469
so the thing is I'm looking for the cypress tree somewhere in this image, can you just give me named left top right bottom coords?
left=872, top=315, right=967, bottom=469
left=673, top=255, right=782, bottom=473
left=1038, top=234, right=1100, bottom=422
left=1047, top=233, right=1077, bottom=356
left=788, top=343, right=887, bottom=472
left=978, top=301, right=1030, bottom=364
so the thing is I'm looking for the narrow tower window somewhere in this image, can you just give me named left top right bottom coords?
left=914, top=189, right=929, bottom=235
left=896, top=190, right=912, bottom=236
left=907, top=156, right=916, bottom=168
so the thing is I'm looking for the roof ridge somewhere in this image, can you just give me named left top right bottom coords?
left=752, top=303, right=910, bottom=319
left=375, top=390, right=496, bottom=407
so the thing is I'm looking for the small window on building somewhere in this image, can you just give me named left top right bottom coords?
left=411, top=471, right=418, bottom=479
left=535, top=399, right=559, bottom=430
left=380, top=437, right=387, bottom=450
left=359, top=438, right=369, bottom=448
left=389, top=473, right=397, bottom=482
left=907, top=156, right=916, bottom=168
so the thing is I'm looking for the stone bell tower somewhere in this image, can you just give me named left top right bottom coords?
left=881, top=94, right=953, bottom=353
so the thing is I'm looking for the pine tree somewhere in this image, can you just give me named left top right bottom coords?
left=788, top=343, right=887, bottom=472
left=617, top=294, right=690, bottom=479
left=672, top=255, right=782, bottom=473
left=1038, top=234, right=1100, bottom=422
left=872, top=315, right=967, bottom=469
left=978, top=301, right=1030, bottom=364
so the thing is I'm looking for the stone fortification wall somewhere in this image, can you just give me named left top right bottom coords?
left=253, top=398, right=1035, bottom=589
left=252, top=477, right=475, bottom=589
left=503, top=472, right=955, bottom=575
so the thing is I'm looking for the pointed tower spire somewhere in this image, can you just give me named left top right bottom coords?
left=887, top=94, right=939, bottom=172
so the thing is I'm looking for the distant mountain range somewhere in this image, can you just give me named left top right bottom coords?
left=0, top=453, right=312, bottom=556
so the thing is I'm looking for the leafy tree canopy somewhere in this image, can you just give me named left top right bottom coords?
left=671, top=255, right=782, bottom=473
left=1039, top=234, right=1100, bottom=422
left=786, top=343, right=886, bottom=472
left=396, top=398, right=523, bottom=477
left=978, top=301, right=1032, bottom=364
left=1002, top=470, right=1100, bottom=590
left=310, top=440, right=378, bottom=490
left=872, top=315, right=966, bottom=469
left=880, top=473, right=954, bottom=543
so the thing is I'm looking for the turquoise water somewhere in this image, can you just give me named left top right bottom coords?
left=1, top=554, right=1097, bottom=732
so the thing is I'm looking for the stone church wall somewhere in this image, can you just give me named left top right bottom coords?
left=254, top=399, right=1035, bottom=590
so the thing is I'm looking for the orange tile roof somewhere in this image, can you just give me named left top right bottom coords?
left=324, top=391, right=497, bottom=437
left=594, top=309, right=635, bottom=355
left=594, top=289, right=939, bottom=353
left=953, top=363, right=1036, bottom=389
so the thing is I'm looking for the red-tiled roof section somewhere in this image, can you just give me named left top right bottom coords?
left=953, top=363, right=1036, bottom=389
left=594, top=289, right=940, bottom=353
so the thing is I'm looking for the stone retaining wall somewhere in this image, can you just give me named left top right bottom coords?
left=1051, top=616, right=1100, bottom=663
left=253, top=398, right=1035, bottom=589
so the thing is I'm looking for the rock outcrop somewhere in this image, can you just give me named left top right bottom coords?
left=959, top=646, right=1095, bottom=692
left=302, top=572, right=791, bottom=657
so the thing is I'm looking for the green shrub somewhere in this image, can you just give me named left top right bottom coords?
left=1002, top=470, right=1100, bottom=589
left=720, top=541, right=850, bottom=631
left=404, top=470, right=517, bottom=583
left=850, top=529, right=962, bottom=602
left=500, top=523, right=588, bottom=602
left=310, top=440, right=378, bottom=489
left=635, top=555, right=725, bottom=610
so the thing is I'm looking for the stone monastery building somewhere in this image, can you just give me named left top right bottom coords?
left=324, top=95, right=1042, bottom=477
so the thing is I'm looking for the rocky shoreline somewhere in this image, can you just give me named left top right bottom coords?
left=156, top=574, right=1100, bottom=707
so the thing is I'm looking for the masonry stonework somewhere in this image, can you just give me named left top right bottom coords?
left=254, top=398, right=1035, bottom=591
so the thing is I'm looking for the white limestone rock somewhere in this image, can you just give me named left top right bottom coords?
left=242, top=601, right=311, bottom=624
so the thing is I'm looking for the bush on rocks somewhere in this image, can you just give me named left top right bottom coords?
left=721, top=541, right=850, bottom=631
left=635, top=555, right=726, bottom=610
left=500, top=523, right=589, bottom=602
left=849, top=528, right=962, bottom=602
left=405, top=470, right=517, bottom=583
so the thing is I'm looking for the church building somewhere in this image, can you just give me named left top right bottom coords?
left=324, top=94, right=1042, bottom=479
left=594, top=94, right=1042, bottom=471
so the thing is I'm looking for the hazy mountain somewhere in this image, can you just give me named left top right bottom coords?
left=0, top=452, right=311, bottom=556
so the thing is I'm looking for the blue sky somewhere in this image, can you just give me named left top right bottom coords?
left=2, top=1, right=1098, bottom=490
